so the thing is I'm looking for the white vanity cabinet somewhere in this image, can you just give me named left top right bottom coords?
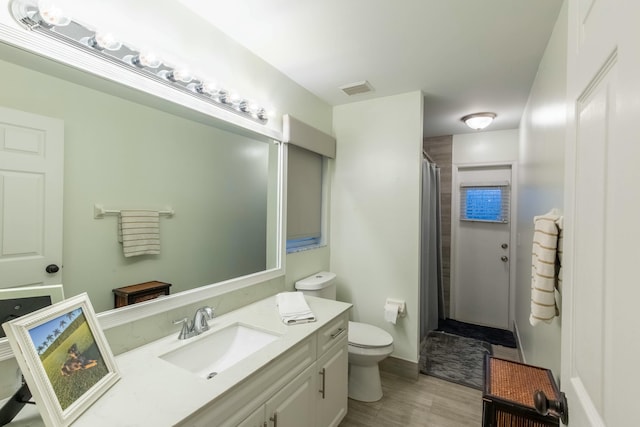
left=236, top=406, right=265, bottom=427
left=179, top=311, right=350, bottom=427
left=315, top=337, right=348, bottom=427
left=315, top=313, right=349, bottom=427
left=237, top=364, right=316, bottom=427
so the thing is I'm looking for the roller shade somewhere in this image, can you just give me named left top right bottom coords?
left=283, top=114, right=336, bottom=158
left=287, top=144, right=322, bottom=240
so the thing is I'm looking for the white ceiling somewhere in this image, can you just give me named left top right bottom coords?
left=176, top=0, right=563, bottom=137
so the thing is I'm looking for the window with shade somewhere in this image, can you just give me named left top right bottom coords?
left=287, top=145, right=323, bottom=251
left=459, top=182, right=510, bottom=223
left=283, top=115, right=336, bottom=253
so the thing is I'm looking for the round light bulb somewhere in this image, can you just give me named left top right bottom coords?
left=167, top=66, right=193, bottom=83
left=132, top=51, right=161, bottom=68
left=89, top=32, right=122, bottom=51
left=37, top=1, right=71, bottom=26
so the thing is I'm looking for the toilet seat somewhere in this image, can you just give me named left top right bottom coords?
left=348, top=321, right=393, bottom=348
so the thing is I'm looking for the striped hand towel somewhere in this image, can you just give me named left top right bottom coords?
left=118, top=210, right=160, bottom=257
left=530, top=211, right=563, bottom=325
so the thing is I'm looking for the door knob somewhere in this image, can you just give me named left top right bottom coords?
left=501, top=256, right=509, bottom=262
left=501, top=243, right=508, bottom=249
left=534, top=390, right=568, bottom=424
left=45, top=264, right=60, bottom=274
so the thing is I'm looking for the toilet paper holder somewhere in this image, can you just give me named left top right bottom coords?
left=385, top=298, right=406, bottom=317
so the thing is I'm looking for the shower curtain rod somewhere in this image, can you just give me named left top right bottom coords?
left=422, top=149, right=438, bottom=166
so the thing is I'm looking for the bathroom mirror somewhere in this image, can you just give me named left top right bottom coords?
left=0, top=10, right=284, bottom=359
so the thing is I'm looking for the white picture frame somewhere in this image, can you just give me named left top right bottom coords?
left=1, top=293, right=120, bottom=427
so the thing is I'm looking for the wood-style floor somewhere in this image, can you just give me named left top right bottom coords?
left=339, top=345, right=519, bottom=427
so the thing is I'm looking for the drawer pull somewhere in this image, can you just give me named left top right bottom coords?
left=269, top=413, right=278, bottom=427
left=319, top=368, right=326, bottom=399
left=330, top=327, right=346, bottom=339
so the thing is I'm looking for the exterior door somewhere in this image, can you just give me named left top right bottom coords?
left=453, top=165, right=512, bottom=329
left=562, top=0, right=640, bottom=425
left=0, top=106, right=64, bottom=288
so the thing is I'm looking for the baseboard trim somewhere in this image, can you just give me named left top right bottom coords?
left=512, top=320, right=526, bottom=364
left=379, top=356, right=419, bottom=380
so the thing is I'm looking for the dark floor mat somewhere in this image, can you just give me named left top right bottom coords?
left=438, top=318, right=517, bottom=348
left=419, top=331, right=492, bottom=390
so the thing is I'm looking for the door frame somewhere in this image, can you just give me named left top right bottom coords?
left=450, top=160, right=518, bottom=329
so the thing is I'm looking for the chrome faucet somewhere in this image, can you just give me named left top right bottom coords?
left=173, top=306, right=215, bottom=340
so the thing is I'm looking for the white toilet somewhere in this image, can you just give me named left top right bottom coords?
left=295, top=272, right=394, bottom=402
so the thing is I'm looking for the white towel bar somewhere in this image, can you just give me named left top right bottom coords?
left=93, top=204, right=175, bottom=219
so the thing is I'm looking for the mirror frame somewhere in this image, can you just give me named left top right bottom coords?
left=0, top=16, right=285, bottom=361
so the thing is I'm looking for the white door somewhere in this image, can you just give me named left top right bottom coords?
left=0, top=106, right=64, bottom=288
left=562, top=0, right=640, bottom=425
left=453, top=165, right=511, bottom=329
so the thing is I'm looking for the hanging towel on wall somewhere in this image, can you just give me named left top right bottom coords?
left=118, top=210, right=160, bottom=257
left=530, top=210, right=563, bottom=325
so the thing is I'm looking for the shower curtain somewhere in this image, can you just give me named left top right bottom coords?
left=420, top=159, right=444, bottom=341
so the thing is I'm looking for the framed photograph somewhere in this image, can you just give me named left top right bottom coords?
left=2, top=293, right=120, bottom=427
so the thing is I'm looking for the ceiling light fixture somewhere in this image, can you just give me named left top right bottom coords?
left=461, top=112, right=497, bottom=130
left=9, top=0, right=269, bottom=124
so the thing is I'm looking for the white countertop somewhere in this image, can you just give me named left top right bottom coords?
left=5, top=295, right=350, bottom=427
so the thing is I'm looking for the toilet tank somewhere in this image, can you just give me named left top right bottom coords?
left=295, top=271, right=337, bottom=300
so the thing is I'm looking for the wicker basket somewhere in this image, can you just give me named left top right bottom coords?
left=482, top=356, right=561, bottom=427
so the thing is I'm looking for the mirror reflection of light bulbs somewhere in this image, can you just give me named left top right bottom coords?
left=37, top=1, right=71, bottom=26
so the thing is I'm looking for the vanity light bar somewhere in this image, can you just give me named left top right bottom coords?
left=10, top=0, right=269, bottom=124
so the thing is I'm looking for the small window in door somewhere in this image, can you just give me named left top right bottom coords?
left=459, top=183, right=510, bottom=223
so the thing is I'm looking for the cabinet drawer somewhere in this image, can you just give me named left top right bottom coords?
left=316, top=312, right=348, bottom=357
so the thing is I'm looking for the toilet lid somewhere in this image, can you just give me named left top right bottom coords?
left=348, top=321, right=393, bottom=348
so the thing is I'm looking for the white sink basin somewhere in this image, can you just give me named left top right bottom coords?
left=160, top=323, right=280, bottom=379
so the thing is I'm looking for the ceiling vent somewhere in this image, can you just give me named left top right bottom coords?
left=340, top=80, right=374, bottom=96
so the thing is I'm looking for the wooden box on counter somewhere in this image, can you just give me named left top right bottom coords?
left=112, top=281, right=171, bottom=308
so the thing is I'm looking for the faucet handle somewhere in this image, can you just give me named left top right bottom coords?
left=173, top=317, right=193, bottom=340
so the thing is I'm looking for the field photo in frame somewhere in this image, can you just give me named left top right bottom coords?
left=2, top=293, right=120, bottom=427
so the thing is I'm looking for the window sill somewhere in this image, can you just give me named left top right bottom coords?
left=286, top=244, right=327, bottom=254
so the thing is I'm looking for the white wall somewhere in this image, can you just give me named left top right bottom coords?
left=331, top=91, right=423, bottom=363
left=453, top=129, right=519, bottom=164
left=515, top=1, right=567, bottom=377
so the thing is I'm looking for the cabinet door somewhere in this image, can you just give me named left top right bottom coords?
left=265, top=365, right=316, bottom=427
left=237, top=405, right=266, bottom=427
left=316, top=337, right=348, bottom=427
